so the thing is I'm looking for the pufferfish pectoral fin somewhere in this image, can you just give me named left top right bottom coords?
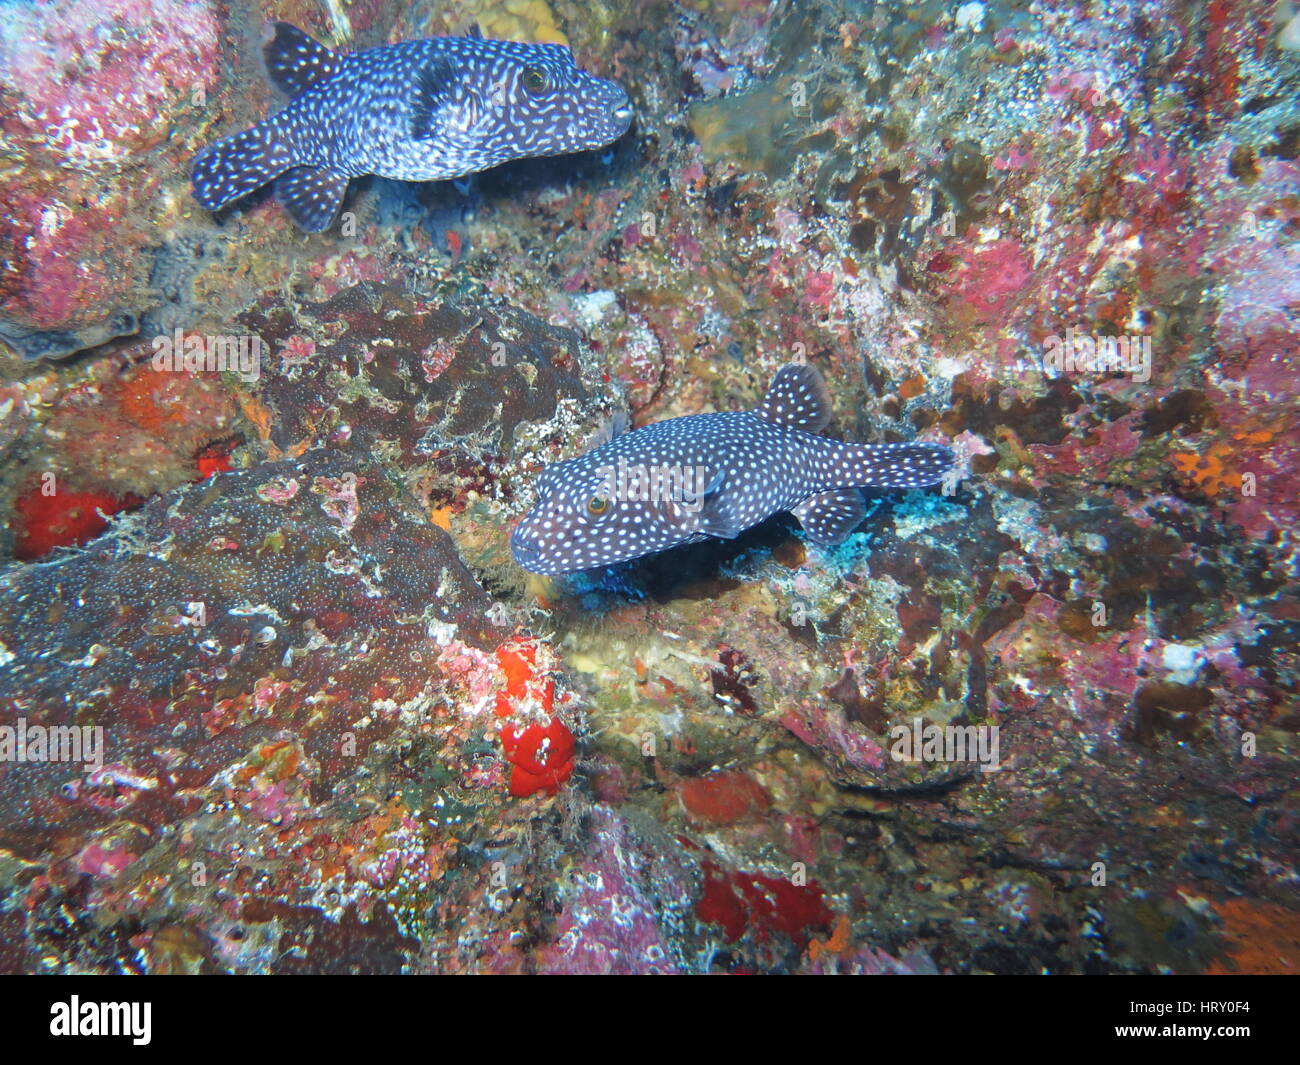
left=793, top=488, right=868, bottom=547
left=275, top=166, right=349, bottom=232
left=756, top=363, right=834, bottom=433
left=656, top=469, right=745, bottom=540
left=411, top=59, right=460, bottom=140
left=263, top=22, right=344, bottom=98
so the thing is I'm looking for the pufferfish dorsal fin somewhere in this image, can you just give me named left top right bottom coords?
left=586, top=410, right=630, bottom=451
left=264, top=22, right=345, bottom=98
left=755, top=363, right=833, bottom=433
left=793, top=488, right=867, bottom=546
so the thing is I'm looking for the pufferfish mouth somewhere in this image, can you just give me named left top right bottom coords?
left=592, top=82, right=634, bottom=141
left=509, top=523, right=558, bottom=575
left=584, top=109, right=632, bottom=148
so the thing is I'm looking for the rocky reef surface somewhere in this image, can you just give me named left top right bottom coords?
left=0, top=0, right=1296, bottom=973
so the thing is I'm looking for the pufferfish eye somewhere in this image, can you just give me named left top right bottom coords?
left=521, top=66, right=550, bottom=96
left=587, top=494, right=610, bottom=516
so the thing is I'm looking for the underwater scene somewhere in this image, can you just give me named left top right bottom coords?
left=0, top=0, right=1296, bottom=980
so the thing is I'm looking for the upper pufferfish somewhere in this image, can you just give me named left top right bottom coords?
left=191, top=22, right=633, bottom=232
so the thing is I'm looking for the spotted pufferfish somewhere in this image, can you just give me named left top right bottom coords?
left=511, top=364, right=957, bottom=575
left=191, top=22, right=633, bottom=232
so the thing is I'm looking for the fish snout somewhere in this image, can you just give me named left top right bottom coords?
left=611, top=104, right=635, bottom=138
left=611, top=89, right=634, bottom=128
left=509, top=520, right=550, bottom=573
left=583, top=76, right=634, bottom=142
left=611, top=81, right=635, bottom=128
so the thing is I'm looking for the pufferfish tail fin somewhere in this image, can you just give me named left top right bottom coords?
left=191, top=123, right=296, bottom=212
left=849, top=441, right=955, bottom=490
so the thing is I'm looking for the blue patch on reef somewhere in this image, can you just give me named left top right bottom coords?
left=559, top=564, right=647, bottom=614
left=817, top=528, right=875, bottom=574
left=888, top=491, right=968, bottom=534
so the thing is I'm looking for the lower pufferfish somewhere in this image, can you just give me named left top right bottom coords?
left=191, top=22, right=634, bottom=232
left=511, top=364, right=957, bottom=575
